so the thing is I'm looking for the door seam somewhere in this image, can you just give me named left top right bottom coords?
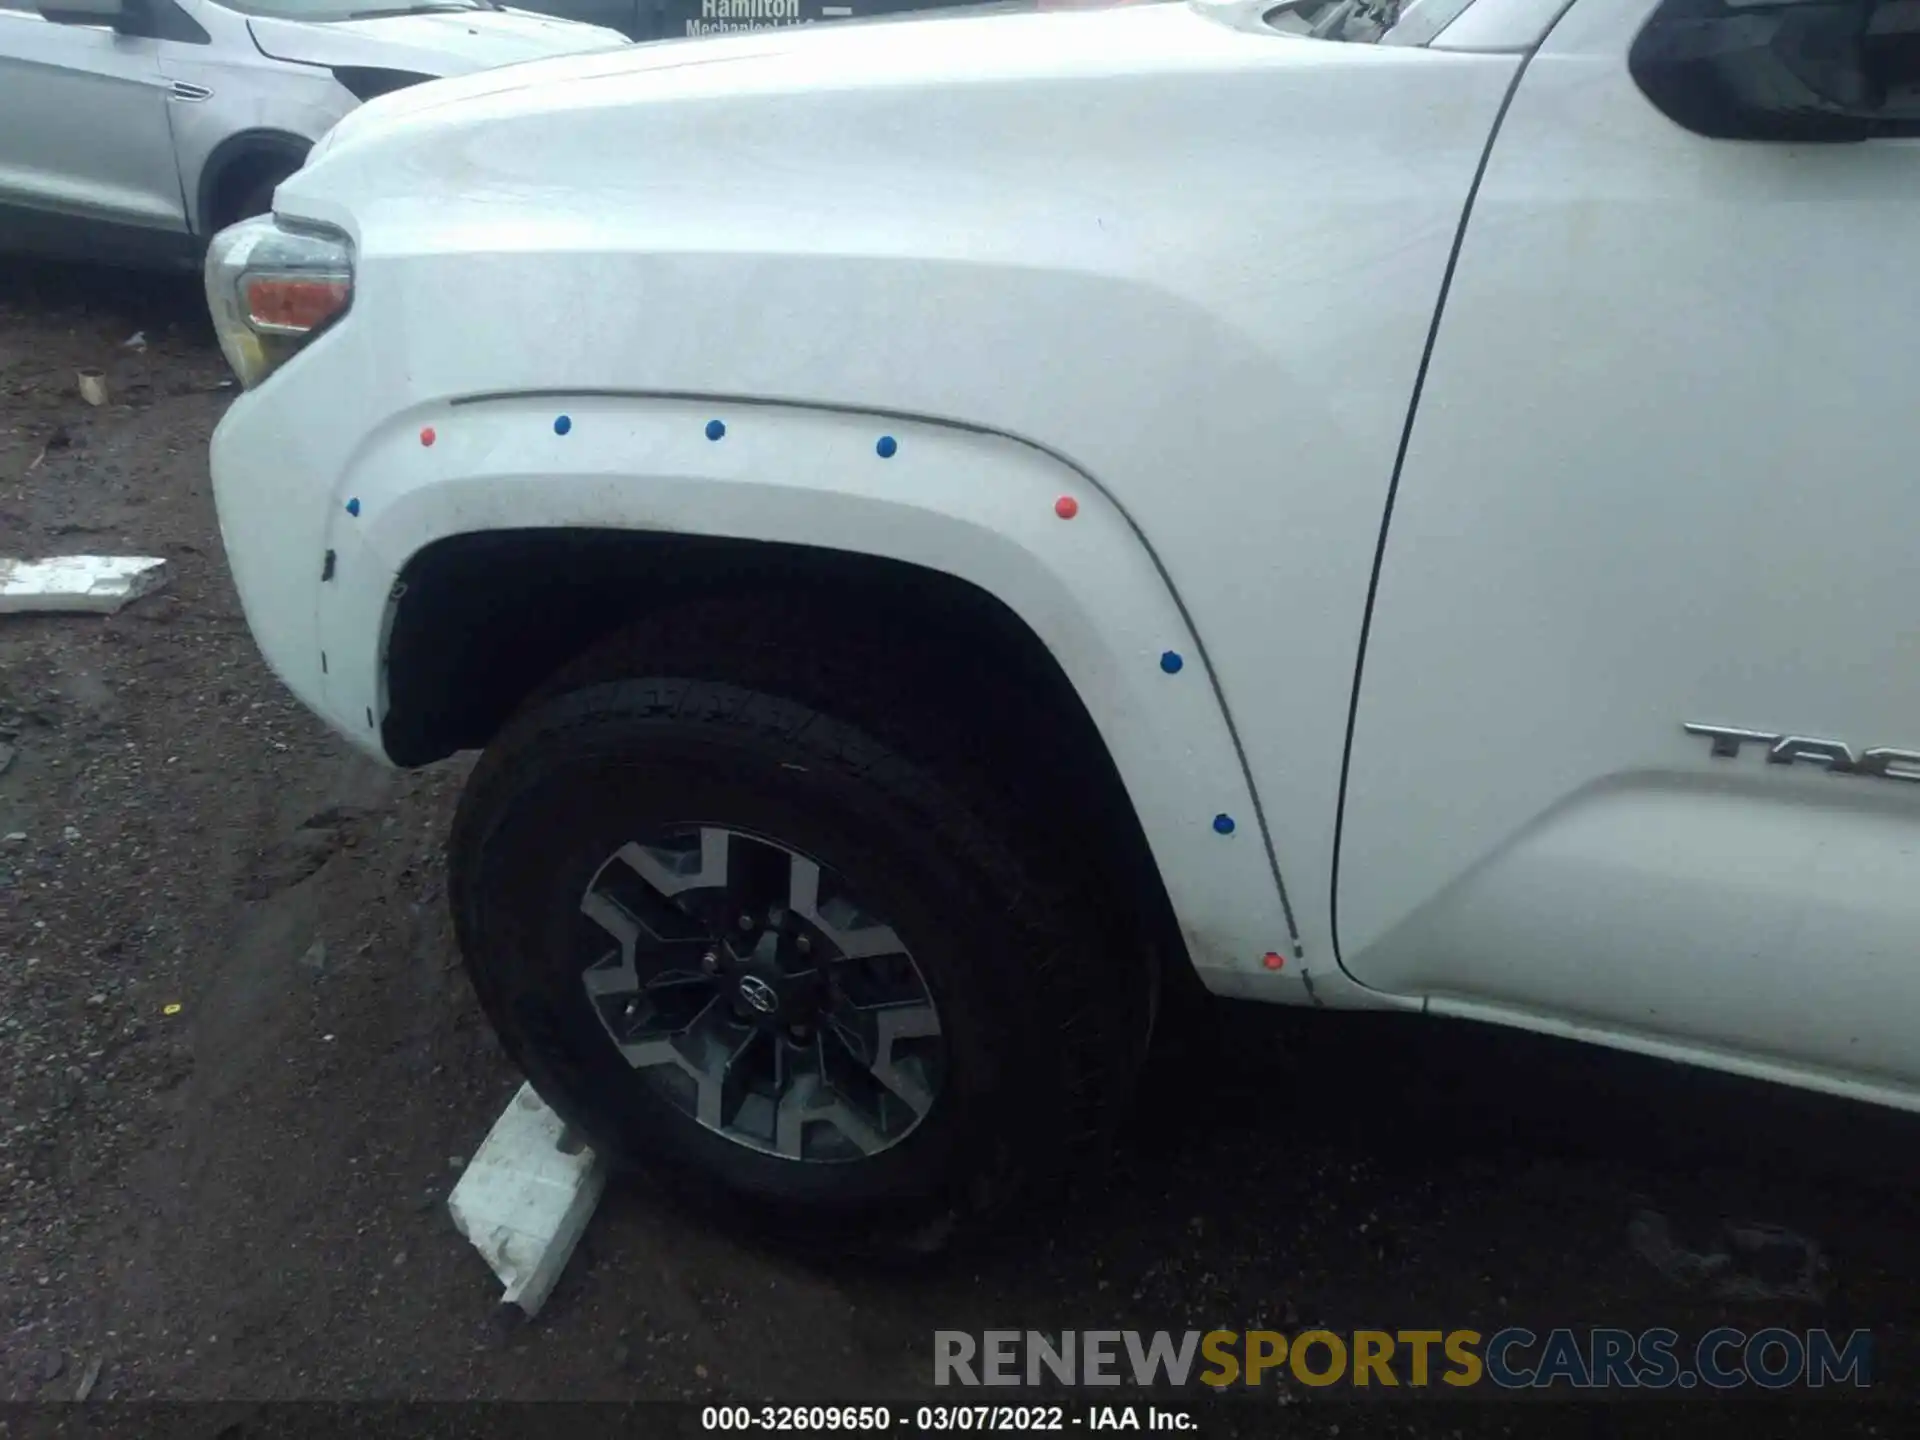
left=1327, top=48, right=1539, bottom=984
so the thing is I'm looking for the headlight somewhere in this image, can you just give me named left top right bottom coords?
left=204, top=215, right=354, bottom=390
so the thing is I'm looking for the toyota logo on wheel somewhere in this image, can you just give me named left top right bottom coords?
left=737, top=975, right=780, bottom=1015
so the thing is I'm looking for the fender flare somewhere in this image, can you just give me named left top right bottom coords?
left=194, top=128, right=311, bottom=237
left=324, top=391, right=1311, bottom=991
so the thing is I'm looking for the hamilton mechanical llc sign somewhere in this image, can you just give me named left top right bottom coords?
left=683, top=0, right=854, bottom=34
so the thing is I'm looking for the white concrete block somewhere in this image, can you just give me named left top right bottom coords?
left=447, top=1082, right=606, bottom=1318
left=0, top=556, right=168, bottom=615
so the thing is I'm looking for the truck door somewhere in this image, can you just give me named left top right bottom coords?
left=1337, top=0, right=1920, bottom=1096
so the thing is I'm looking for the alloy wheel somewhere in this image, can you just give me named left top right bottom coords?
left=576, top=825, right=946, bottom=1162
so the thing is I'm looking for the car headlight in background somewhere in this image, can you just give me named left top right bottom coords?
left=204, top=216, right=354, bottom=390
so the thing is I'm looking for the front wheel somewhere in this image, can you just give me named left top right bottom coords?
left=448, top=670, right=1141, bottom=1254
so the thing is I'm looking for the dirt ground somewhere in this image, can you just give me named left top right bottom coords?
left=2, top=259, right=1917, bottom=1434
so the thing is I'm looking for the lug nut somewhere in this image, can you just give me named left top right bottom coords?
left=795, top=936, right=811, bottom=955
left=701, top=950, right=719, bottom=973
left=738, top=913, right=754, bottom=930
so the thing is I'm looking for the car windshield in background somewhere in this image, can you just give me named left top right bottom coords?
left=215, top=0, right=497, bottom=19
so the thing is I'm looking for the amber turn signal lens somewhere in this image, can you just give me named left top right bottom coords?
left=244, top=275, right=351, bottom=335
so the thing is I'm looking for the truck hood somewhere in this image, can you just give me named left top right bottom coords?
left=248, top=7, right=630, bottom=77
left=304, top=0, right=1241, bottom=158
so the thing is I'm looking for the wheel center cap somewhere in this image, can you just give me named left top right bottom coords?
left=736, top=974, right=781, bottom=1017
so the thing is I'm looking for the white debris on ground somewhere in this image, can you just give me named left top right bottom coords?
left=0, top=556, right=168, bottom=615
left=447, top=1081, right=606, bottom=1318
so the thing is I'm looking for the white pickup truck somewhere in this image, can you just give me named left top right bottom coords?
left=204, top=0, right=1920, bottom=1251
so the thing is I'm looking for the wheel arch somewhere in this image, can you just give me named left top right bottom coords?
left=334, top=393, right=1308, bottom=992
left=194, top=128, right=311, bottom=236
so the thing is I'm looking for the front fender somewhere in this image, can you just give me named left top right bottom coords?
left=322, top=390, right=1321, bottom=992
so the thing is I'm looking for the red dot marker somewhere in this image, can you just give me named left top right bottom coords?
left=1054, top=496, right=1079, bottom=520
left=1262, top=951, right=1285, bottom=971
left=419, top=426, right=436, bottom=447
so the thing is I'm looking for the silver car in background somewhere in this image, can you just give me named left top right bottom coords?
left=0, top=0, right=628, bottom=269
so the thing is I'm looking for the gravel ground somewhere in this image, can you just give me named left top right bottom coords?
left=1, top=258, right=1916, bottom=1435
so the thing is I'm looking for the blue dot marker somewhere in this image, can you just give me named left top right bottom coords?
left=706, top=419, right=726, bottom=441
left=344, top=498, right=360, bottom=517
left=876, top=435, right=898, bottom=459
left=1160, top=651, right=1184, bottom=674
left=1213, top=813, right=1235, bottom=835
left=553, top=414, right=572, bottom=436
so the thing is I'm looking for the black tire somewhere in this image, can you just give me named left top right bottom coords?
left=448, top=605, right=1146, bottom=1256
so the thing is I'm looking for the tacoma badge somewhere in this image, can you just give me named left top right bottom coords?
left=1684, top=723, right=1920, bottom=782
